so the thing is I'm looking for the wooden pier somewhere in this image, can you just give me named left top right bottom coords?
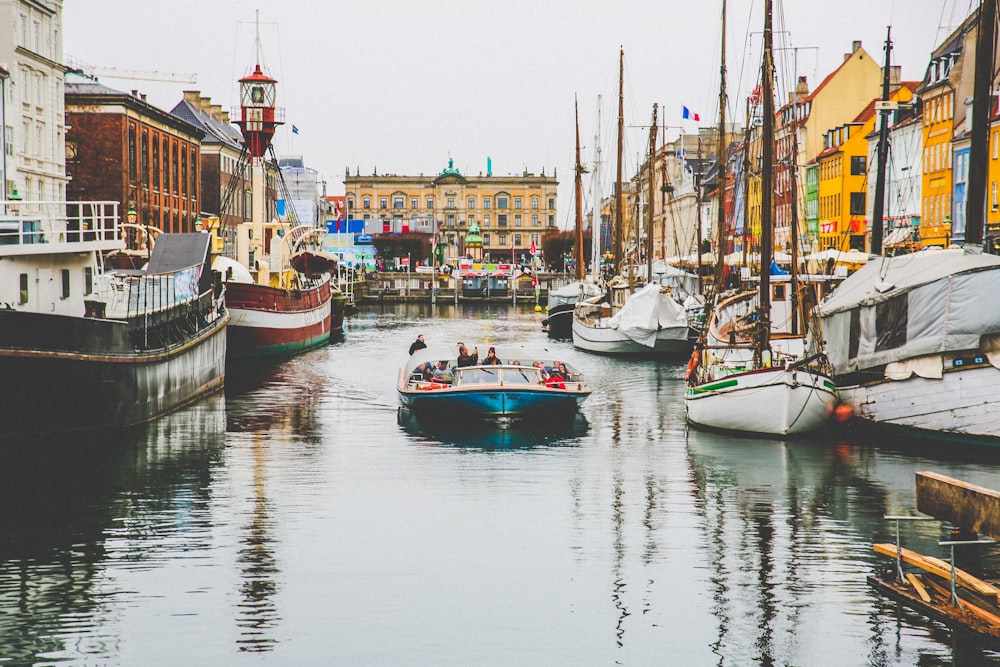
left=869, top=472, right=1000, bottom=646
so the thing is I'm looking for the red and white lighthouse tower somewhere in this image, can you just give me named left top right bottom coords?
left=235, top=63, right=282, bottom=159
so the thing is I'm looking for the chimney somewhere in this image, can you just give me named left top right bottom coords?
left=140, top=94, right=146, bottom=102
left=796, top=75, right=809, bottom=96
left=209, top=104, right=223, bottom=121
left=853, top=40, right=862, bottom=53
left=183, top=90, right=201, bottom=105
left=199, top=96, right=212, bottom=114
left=220, top=111, right=230, bottom=124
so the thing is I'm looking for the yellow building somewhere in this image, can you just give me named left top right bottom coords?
left=815, top=82, right=918, bottom=251
left=344, top=160, right=558, bottom=264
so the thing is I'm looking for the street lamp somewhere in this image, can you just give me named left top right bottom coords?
left=8, top=183, right=21, bottom=215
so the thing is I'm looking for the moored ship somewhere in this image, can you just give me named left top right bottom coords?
left=0, top=200, right=228, bottom=437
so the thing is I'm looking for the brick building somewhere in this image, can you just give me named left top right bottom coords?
left=65, top=73, right=204, bottom=233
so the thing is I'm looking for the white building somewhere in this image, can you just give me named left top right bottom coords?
left=866, top=110, right=923, bottom=248
left=278, top=156, right=320, bottom=226
left=0, top=0, right=67, bottom=201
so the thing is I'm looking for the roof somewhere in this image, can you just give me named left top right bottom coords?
left=170, top=99, right=243, bottom=149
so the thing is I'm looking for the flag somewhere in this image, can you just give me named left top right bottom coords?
left=530, top=239, right=537, bottom=255
left=749, top=85, right=763, bottom=105
left=292, top=125, right=300, bottom=134
left=682, top=106, right=700, bottom=122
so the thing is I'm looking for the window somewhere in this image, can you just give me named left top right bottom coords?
left=772, top=284, right=786, bottom=301
left=548, top=215, right=555, bottom=227
left=514, top=214, right=522, bottom=227
left=411, top=197, right=418, bottom=209
left=484, top=234, right=491, bottom=245
left=532, top=214, right=540, bottom=227
left=181, top=149, right=188, bottom=197
left=849, top=309, right=861, bottom=360
left=128, top=126, right=137, bottom=182
left=850, top=155, right=865, bottom=175
left=190, top=148, right=197, bottom=198
left=531, top=233, right=540, bottom=246
left=483, top=197, right=492, bottom=209
left=448, top=214, right=455, bottom=227
left=499, top=234, right=507, bottom=246
left=172, top=144, right=179, bottom=194
left=849, top=192, right=865, bottom=216
left=514, top=233, right=522, bottom=246
left=426, top=196, right=434, bottom=208
left=514, top=197, right=522, bottom=209
left=141, top=132, right=149, bottom=186
left=993, top=182, right=998, bottom=211
left=548, top=197, right=555, bottom=209
left=380, top=197, right=388, bottom=209
left=19, top=273, right=27, bottom=305
left=498, top=214, right=508, bottom=227
left=393, top=196, right=404, bottom=208
left=152, top=138, right=160, bottom=188
left=85, top=266, right=93, bottom=295
left=875, top=295, right=908, bottom=352
left=497, top=196, right=508, bottom=209
left=531, top=196, right=539, bottom=209
left=468, top=196, right=476, bottom=209
left=483, top=214, right=491, bottom=228
left=447, top=197, right=455, bottom=209
left=363, top=196, right=371, bottom=209
left=61, top=269, right=70, bottom=299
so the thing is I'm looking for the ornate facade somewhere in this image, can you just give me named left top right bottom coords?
left=344, top=160, right=557, bottom=263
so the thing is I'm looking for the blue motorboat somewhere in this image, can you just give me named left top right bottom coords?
left=398, top=348, right=591, bottom=420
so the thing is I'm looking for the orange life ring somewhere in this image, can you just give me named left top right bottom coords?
left=685, top=350, right=700, bottom=381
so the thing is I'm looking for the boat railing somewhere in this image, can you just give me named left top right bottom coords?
left=0, top=200, right=123, bottom=255
left=98, top=263, right=205, bottom=319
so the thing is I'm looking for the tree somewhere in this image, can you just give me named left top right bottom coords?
left=371, top=232, right=431, bottom=265
left=541, top=230, right=592, bottom=271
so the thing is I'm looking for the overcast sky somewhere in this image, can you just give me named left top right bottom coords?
left=64, top=0, right=968, bottom=226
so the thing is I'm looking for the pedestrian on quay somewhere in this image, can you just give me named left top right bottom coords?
left=409, top=334, right=427, bottom=355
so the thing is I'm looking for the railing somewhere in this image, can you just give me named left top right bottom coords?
left=0, top=200, right=122, bottom=252
left=98, top=263, right=203, bottom=319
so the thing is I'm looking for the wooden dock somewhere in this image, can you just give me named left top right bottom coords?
left=870, top=472, right=1000, bottom=646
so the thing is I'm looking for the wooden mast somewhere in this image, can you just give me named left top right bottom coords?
left=647, top=103, right=658, bottom=283
left=614, top=49, right=625, bottom=276
left=758, top=0, right=775, bottom=363
left=870, top=26, right=894, bottom=256
left=574, top=95, right=586, bottom=280
left=712, top=0, right=728, bottom=300
left=965, top=0, right=996, bottom=249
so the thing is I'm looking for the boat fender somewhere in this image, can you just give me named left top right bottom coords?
left=685, top=350, right=700, bottom=381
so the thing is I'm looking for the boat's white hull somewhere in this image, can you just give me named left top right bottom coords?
left=837, top=363, right=1000, bottom=443
left=685, top=366, right=838, bottom=436
left=572, top=319, right=690, bottom=356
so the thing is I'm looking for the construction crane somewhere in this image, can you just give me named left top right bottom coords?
left=65, top=56, right=197, bottom=84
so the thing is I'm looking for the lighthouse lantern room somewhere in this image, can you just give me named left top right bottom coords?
left=237, top=64, right=282, bottom=159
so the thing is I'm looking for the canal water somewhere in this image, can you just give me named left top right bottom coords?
left=2, top=302, right=1000, bottom=665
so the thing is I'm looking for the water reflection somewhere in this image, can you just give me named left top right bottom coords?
left=0, top=397, right=226, bottom=665
left=396, top=407, right=589, bottom=450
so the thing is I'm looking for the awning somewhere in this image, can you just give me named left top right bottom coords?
left=883, top=226, right=912, bottom=246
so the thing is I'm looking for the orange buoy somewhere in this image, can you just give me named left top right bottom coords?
left=833, top=403, right=854, bottom=423
left=684, top=350, right=700, bottom=381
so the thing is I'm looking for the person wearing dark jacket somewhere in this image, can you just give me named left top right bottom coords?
left=409, top=334, right=427, bottom=355
left=457, top=345, right=479, bottom=367
left=482, top=347, right=501, bottom=365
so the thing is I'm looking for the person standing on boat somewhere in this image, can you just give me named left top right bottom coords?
left=482, top=347, right=501, bottom=365
left=409, top=334, right=427, bottom=355
left=457, top=344, right=479, bottom=367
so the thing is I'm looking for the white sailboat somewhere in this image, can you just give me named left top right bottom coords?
left=684, top=0, right=837, bottom=436
left=572, top=54, right=691, bottom=357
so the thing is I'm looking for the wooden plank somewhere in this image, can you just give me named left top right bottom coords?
left=915, top=471, right=1000, bottom=539
left=921, top=576, right=1000, bottom=627
left=873, top=543, right=1000, bottom=600
left=906, top=573, right=932, bottom=603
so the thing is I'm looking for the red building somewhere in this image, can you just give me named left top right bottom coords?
left=65, top=73, right=204, bottom=234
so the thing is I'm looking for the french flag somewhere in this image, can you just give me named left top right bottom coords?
left=682, top=106, right=700, bottom=122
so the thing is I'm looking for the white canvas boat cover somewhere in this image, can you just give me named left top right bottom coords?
left=816, top=249, right=1000, bottom=371
left=609, top=283, right=688, bottom=347
left=547, top=280, right=602, bottom=308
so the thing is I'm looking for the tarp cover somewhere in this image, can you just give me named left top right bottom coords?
left=817, top=249, right=1000, bottom=371
left=547, top=280, right=602, bottom=308
left=609, top=283, right=687, bottom=347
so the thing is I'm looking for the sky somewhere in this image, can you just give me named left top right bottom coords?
left=63, top=0, right=970, bottom=227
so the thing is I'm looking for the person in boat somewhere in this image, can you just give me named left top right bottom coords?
left=457, top=345, right=479, bottom=367
left=409, top=334, right=427, bottom=355
left=482, top=347, right=501, bottom=365
left=433, top=360, right=453, bottom=383
left=545, top=363, right=566, bottom=389
left=419, top=362, right=436, bottom=381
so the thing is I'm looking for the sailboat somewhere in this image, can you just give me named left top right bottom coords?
left=814, top=3, right=1000, bottom=444
left=684, top=0, right=837, bottom=436
left=211, top=14, right=335, bottom=360
left=544, top=96, right=601, bottom=339
left=572, top=51, right=691, bottom=356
